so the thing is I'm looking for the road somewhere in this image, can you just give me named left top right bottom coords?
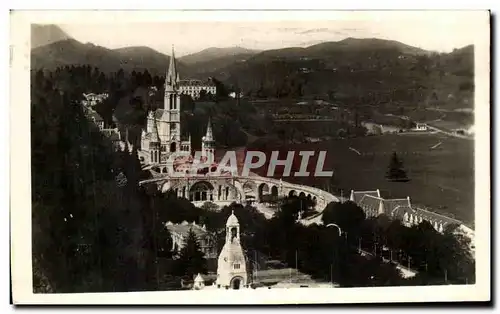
left=425, top=124, right=474, bottom=140
left=274, top=119, right=336, bottom=122
left=392, top=111, right=474, bottom=140
left=358, top=248, right=417, bottom=278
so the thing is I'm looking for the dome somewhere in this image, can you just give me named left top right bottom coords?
left=226, top=211, right=239, bottom=226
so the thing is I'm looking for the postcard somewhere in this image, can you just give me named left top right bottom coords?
left=10, top=10, right=490, bottom=304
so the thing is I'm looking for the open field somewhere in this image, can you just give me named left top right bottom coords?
left=248, top=133, right=474, bottom=225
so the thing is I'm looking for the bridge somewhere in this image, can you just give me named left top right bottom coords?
left=139, top=169, right=340, bottom=213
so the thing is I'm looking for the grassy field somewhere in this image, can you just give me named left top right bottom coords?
left=249, top=133, right=474, bottom=225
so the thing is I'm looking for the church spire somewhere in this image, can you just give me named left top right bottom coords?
left=204, top=117, right=214, bottom=142
left=166, top=45, right=179, bottom=91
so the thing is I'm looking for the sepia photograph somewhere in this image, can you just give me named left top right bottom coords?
left=10, top=10, right=490, bottom=304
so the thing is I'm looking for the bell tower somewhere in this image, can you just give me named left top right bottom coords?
left=216, top=211, right=248, bottom=289
left=162, top=45, right=182, bottom=154
left=201, top=117, right=215, bottom=164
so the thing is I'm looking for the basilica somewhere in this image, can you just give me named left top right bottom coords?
left=140, top=47, right=215, bottom=165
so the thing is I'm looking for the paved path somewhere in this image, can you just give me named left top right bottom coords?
left=358, top=248, right=417, bottom=278
left=274, top=119, right=336, bottom=122
left=426, top=124, right=474, bottom=140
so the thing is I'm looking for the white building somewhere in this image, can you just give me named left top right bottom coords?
left=414, top=123, right=428, bottom=131
left=193, top=273, right=206, bottom=290
left=82, top=92, right=109, bottom=108
left=164, top=221, right=217, bottom=259
left=179, top=79, right=217, bottom=99
left=216, top=211, right=249, bottom=289
left=229, top=91, right=243, bottom=99
left=140, top=46, right=215, bottom=164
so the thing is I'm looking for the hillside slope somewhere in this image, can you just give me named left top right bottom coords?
left=30, top=36, right=474, bottom=109
left=31, top=24, right=71, bottom=49
left=207, top=38, right=474, bottom=109
left=179, top=47, right=260, bottom=64
left=31, top=40, right=184, bottom=75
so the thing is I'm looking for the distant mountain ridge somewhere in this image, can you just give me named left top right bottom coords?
left=31, top=24, right=71, bottom=49
left=30, top=25, right=474, bottom=109
left=31, top=38, right=182, bottom=76
left=179, top=47, right=260, bottom=64
left=29, top=24, right=440, bottom=76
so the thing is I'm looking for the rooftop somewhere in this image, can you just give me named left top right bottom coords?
left=165, top=221, right=208, bottom=239
left=358, top=195, right=383, bottom=211
left=86, top=109, right=104, bottom=122
left=413, top=207, right=462, bottom=225
left=179, top=79, right=216, bottom=87
left=351, top=190, right=381, bottom=204
left=383, top=198, right=412, bottom=215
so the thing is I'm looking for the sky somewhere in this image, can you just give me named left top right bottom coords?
left=49, top=11, right=486, bottom=56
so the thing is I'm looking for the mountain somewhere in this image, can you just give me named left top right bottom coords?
left=113, top=46, right=189, bottom=75
left=31, top=39, right=120, bottom=73
left=200, top=37, right=434, bottom=84
left=179, top=47, right=260, bottom=65
left=30, top=36, right=474, bottom=109
left=31, top=40, right=183, bottom=75
left=204, top=38, right=474, bottom=109
left=307, top=37, right=429, bottom=56
left=31, top=24, right=71, bottom=49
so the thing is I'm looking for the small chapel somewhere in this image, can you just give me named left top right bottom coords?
left=216, top=211, right=249, bottom=290
left=140, top=46, right=215, bottom=165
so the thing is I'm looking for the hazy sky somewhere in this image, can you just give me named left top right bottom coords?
left=53, top=11, right=484, bottom=56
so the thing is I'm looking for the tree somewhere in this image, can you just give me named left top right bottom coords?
left=321, top=201, right=366, bottom=238
left=174, top=229, right=207, bottom=278
left=198, top=89, right=208, bottom=101
left=385, top=152, right=409, bottom=182
left=212, top=77, right=229, bottom=101
left=153, top=221, right=173, bottom=258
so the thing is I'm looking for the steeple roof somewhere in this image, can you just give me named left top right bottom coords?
left=165, top=45, right=179, bottom=91
left=194, top=273, right=204, bottom=283
left=203, top=117, right=215, bottom=142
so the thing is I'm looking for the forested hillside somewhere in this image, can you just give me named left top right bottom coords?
left=31, top=26, right=474, bottom=111
left=31, top=67, right=158, bottom=292
left=208, top=41, right=474, bottom=110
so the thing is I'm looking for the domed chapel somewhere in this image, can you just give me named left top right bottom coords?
left=216, top=211, right=249, bottom=289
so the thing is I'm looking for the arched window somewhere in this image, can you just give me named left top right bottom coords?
left=189, top=181, right=214, bottom=202
left=230, top=227, right=237, bottom=242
